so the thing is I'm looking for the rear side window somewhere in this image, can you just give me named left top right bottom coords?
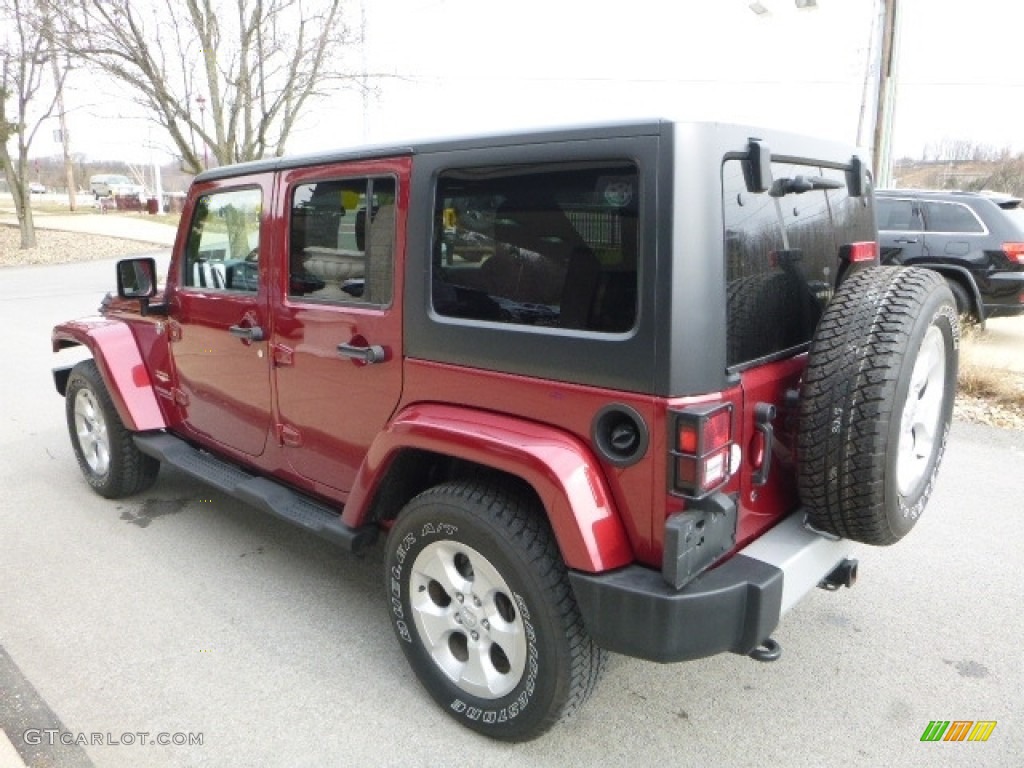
left=183, top=187, right=262, bottom=293
left=431, top=162, right=639, bottom=333
left=723, top=159, right=874, bottom=367
left=922, top=201, right=984, bottom=234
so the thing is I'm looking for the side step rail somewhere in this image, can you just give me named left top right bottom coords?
left=134, top=432, right=378, bottom=553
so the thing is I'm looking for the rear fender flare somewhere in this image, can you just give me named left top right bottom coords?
left=346, top=403, right=633, bottom=573
left=909, top=263, right=984, bottom=320
left=52, top=317, right=166, bottom=432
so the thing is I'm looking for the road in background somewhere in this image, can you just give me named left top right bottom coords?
left=0, top=257, right=1021, bottom=767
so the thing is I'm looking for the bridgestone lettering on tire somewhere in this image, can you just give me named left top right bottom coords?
left=798, top=267, right=959, bottom=545
left=65, top=359, right=159, bottom=499
left=384, top=479, right=605, bottom=741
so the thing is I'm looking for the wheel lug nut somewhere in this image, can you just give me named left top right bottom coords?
left=456, top=593, right=464, bottom=603
left=454, top=614, right=462, bottom=624
left=471, top=631, right=479, bottom=641
left=473, top=596, right=481, bottom=607
left=481, top=619, right=489, bottom=629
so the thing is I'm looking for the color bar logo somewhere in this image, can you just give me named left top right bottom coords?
left=920, top=720, right=997, bottom=742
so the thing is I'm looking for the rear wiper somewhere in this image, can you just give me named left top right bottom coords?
left=770, top=175, right=842, bottom=197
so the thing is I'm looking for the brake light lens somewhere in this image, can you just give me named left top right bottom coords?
left=1002, top=242, right=1024, bottom=264
left=840, top=241, right=879, bottom=263
left=671, top=404, right=734, bottom=498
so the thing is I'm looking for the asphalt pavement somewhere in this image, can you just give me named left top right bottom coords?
left=0, top=256, right=1022, bottom=767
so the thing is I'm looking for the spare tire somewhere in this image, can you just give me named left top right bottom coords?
left=798, top=267, right=959, bottom=545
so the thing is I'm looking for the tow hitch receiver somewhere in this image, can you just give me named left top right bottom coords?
left=819, top=558, right=859, bottom=591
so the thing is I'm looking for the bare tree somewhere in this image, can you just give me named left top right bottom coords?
left=55, top=0, right=361, bottom=174
left=1, top=0, right=68, bottom=249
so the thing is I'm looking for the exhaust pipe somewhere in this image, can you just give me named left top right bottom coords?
left=819, top=558, right=858, bottom=591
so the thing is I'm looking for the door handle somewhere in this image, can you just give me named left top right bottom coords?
left=337, top=342, right=385, bottom=364
left=893, top=237, right=919, bottom=244
left=229, top=324, right=264, bottom=341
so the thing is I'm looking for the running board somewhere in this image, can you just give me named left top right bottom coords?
left=133, top=432, right=377, bottom=553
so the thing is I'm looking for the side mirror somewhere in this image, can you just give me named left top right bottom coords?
left=117, top=257, right=157, bottom=298
left=116, top=257, right=166, bottom=316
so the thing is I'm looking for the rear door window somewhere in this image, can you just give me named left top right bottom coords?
left=877, top=197, right=923, bottom=232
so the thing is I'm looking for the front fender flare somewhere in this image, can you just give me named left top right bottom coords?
left=346, top=403, right=633, bottom=573
left=52, top=317, right=166, bottom=432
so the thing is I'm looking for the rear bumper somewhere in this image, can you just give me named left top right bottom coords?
left=982, top=272, right=1024, bottom=318
left=569, top=512, right=854, bottom=663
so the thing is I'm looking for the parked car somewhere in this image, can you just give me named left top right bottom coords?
left=89, top=173, right=145, bottom=199
left=52, top=121, right=958, bottom=741
left=29, top=182, right=46, bottom=194
left=876, top=189, right=1024, bottom=321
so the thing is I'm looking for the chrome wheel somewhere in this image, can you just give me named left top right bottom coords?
left=409, top=540, right=527, bottom=699
left=74, top=388, right=110, bottom=476
left=897, top=325, right=946, bottom=496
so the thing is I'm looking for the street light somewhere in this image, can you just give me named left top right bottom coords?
left=195, top=95, right=208, bottom=170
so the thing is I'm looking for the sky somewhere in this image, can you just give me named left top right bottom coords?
left=26, top=0, right=1024, bottom=166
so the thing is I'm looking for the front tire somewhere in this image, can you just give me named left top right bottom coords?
left=65, top=359, right=159, bottom=498
left=384, top=479, right=605, bottom=741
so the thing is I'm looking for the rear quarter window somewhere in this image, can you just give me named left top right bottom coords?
left=431, top=161, right=639, bottom=333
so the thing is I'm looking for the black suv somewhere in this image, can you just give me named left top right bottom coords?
left=877, top=189, right=1024, bottom=321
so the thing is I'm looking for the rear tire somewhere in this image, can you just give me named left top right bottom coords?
left=65, top=359, right=159, bottom=498
left=944, top=278, right=977, bottom=324
left=384, top=479, right=605, bottom=741
left=798, top=267, right=958, bottom=545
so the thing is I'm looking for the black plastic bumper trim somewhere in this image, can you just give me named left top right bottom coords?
left=569, top=554, right=783, bottom=663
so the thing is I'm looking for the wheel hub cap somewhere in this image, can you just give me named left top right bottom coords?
left=409, top=541, right=528, bottom=700
left=74, top=389, right=110, bottom=476
left=897, top=325, right=946, bottom=497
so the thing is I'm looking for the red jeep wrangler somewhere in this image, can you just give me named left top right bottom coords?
left=53, top=121, right=958, bottom=741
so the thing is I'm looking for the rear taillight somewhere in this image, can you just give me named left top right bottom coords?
left=670, top=404, right=734, bottom=498
left=1002, top=242, right=1024, bottom=264
left=840, top=241, right=878, bottom=263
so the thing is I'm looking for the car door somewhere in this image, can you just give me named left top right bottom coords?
left=876, top=196, right=926, bottom=264
left=167, top=182, right=273, bottom=456
left=271, top=160, right=408, bottom=493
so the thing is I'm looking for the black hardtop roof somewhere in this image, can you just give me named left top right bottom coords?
left=193, top=119, right=671, bottom=184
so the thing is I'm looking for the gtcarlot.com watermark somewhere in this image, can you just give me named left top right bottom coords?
left=23, top=729, right=203, bottom=747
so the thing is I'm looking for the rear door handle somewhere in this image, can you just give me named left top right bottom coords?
left=337, top=342, right=385, bottom=364
left=229, top=324, right=264, bottom=341
left=893, top=237, right=919, bottom=244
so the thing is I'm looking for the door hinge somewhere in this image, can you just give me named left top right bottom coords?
left=272, top=343, right=294, bottom=367
left=277, top=423, right=302, bottom=447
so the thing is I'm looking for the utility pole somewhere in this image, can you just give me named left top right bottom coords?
left=43, top=8, right=76, bottom=211
left=872, top=0, right=900, bottom=187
